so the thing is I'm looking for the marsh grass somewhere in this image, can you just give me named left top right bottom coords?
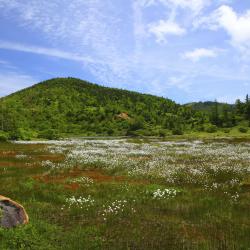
left=0, top=139, right=249, bottom=249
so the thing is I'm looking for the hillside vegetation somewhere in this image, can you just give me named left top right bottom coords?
left=185, top=101, right=233, bottom=113
left=0, top=77, right=249, bottom=140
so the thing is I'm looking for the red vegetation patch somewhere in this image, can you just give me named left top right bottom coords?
left=34, top=168, right=148, bottom=187
left=37, top=154, right=65, bottom=161
left=0, top=151, right=17, bottom=157
left=64, top=183, right=80, bottom=191
left=0, top=161, right=28, bottom=168
left=83, top=170, right=126, bottom=182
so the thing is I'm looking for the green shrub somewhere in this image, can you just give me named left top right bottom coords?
left=172, top=128, right=183, bottom=135
left=0, top=132, right=8, bottom=142
left=38, top=129, right=60, bottom=140
left=128, top=118, right=144, bottom=132
left=205, top=124, right=217, bottom=133
left=195, top=125, right=204, bottom=132
left=107, top=128, right=114, bottom=135
left=223, top=128, right=230, bottom=133
left=158, top=129, right=166, bottom=137
left=9, top=128, right=33, bottom=140
left=238, top=127, right=248, bottom=133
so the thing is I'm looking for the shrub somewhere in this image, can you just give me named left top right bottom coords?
left=0, top=132, right=8, bottom=142
left=128, top=118, right=144, bottom=131
left=195, top=125, right=204, bottom=132
left=107, top=128, right=114, bottom=135
left=38, top=129, right=60, bottom=140
left=172, top=128, right=183, bottom=135
left=9, top=128, right=33, bottom=140
left=238, top=127, right=248, bottom=133
left=223, top=128, right=230, bottom=134
left=205, top=124, right=217, bottom=133
left=158, top=129, right=166, bottom=137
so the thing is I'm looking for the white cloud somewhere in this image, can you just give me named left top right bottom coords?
left=148, top=20, right=186, bottom=43
left=214, top=6, right=250, bottom=47
left=166, top=0, right=209, bottom=14
left=195, top=5, right=250, bottom=54
left=183, top=48, right=217, bottom=62
left=145, top=0, right=210, bottom=14
left=145, top=0, right=210, bottom=44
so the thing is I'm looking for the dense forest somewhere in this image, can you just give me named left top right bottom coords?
left=0, top=77, right=249, bottom=140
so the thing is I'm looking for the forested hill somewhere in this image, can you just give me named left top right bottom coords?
left=0, top=77, right=198, bottom=139
left=0, top=77, right=249, bottom=140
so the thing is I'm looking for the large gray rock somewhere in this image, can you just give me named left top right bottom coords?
left=0, top=195, right=29, bottom=228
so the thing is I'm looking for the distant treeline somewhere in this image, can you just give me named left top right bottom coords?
left=0, top=77, right=249, bottom=140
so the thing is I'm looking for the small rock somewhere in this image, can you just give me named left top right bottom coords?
left=0, top=195, right=29, bottom=228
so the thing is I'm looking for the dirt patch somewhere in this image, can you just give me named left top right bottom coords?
left=116, top=112, right=131, bottom=120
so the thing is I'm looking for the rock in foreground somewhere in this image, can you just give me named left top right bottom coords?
left=0, top=195, right=29, bottom=228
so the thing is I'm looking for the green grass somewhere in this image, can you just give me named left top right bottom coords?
left=0, top=140, right=249, bottom=249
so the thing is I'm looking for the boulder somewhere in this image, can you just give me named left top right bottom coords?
left=0, top=195, right=29, bottom=228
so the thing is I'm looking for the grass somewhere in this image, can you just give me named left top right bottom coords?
left=0, top=139, right=249, bottom=249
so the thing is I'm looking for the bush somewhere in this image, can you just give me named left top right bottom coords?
left=223, top=128, right=230, bottom=134
left=9, top=128, right=33, bottom=140
left=195, top=125, right=204, bottom=132
left=107, top=128, right=114, bottom=135
left=128, top=118, right=144, bottom=132
left=205, top=124, right=217, bottom=133
left=38, top=129, right=60, bottom=140
left=0, top=132, right=8, bottom=142
left=158, top=129, right=166, bottom=137
left=238, top=127, right=248, bottom=133
left=172, top=128, right=183, bottom=135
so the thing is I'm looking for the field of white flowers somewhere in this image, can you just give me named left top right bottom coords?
left=17, top=138, right=249, bottom=198
left=4, top=138, right=249, bottom=249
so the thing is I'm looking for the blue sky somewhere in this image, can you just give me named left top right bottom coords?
left=0, top=0, right=250, bottom=103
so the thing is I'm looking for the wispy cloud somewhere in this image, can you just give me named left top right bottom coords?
left=0, top=1, right=131, bottom=84
left=148, top=20, right=186, bottom=43
left=183, top=48, right=218, bottom=62
left=145, top=0, right=210, bottom=15
left=0, top=40, right=101, bottom=64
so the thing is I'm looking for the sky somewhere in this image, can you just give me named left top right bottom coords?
left=0, top=0, right=250, bottom=104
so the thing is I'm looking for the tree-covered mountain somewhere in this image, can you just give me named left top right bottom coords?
left=0, top=77, right=249, bottom=140
left=0, top=77, right=199, bottom=139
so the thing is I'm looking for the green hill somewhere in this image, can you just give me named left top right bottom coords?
left=0, top=77, right=249, bottom=140
left=0, top=77, right=198, bottom=139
